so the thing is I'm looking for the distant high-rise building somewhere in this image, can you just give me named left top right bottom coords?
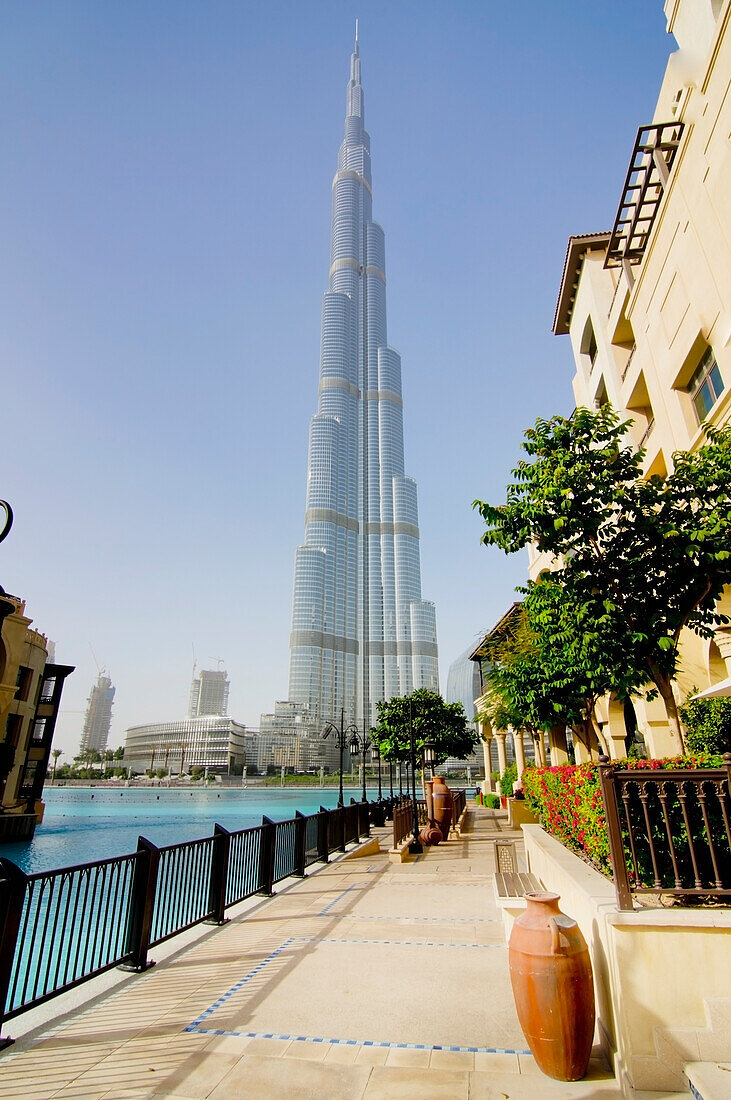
left=446, top=648, right=483, bottom=722
left=188, top=668, right=229, bottom=717
left=80, top=672, right=115, bottom=754
left=288, top=29, right=439, bottom=732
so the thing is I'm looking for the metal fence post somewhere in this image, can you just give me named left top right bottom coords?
left=294, top=813, right=307, bottom=877
left=318, top=807, right=329, bottom=864
left=207, top=825, right=231, bottom=925
left=121, top=837, right=160, bottom=972
left=597, top=756, right=634, bottom=911
left=0, top=858, right=28, bottom=1050
left=258, top=817, right=276, bottom=896
left=340, top=805, right=348, bottom=851
left=359, top=800, right=371, bottom=838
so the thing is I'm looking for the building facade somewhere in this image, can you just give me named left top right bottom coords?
left=254, top=700, right=339, bottom=772
left=188, top=668, right=229, bottom=717
left=549, top=0, right=731, bottom=760
left=287, top=31, right=439, bottom=734
left=80, top=672, right=115, bottom=755
left=123, top=717, right=246, bottom=776
left=0, top=588, right=74, bottom=839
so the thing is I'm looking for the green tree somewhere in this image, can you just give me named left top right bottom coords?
left=479, top=582, right=613, bottom=754
left=370, top=688, right=477, bottom=765
left=50, top=748, right=63, bottom=782
left=474, top=407, right=731, bottom=749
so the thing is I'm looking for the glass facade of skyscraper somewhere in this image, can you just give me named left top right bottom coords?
left=288, top=32, right=439, bottom=731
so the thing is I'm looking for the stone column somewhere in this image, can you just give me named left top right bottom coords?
left=512, top=727, right=526, bottom=781
left=548, top=724, right=569, bottom=765
left=572, top=725, right=592, bottom=765
left=495, top=731, right=508, bottom=778
left=479, top=719, right=494, bottom=792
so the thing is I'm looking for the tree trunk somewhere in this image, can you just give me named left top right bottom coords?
left=587, top=709, right=610, bottom=757
left=651, top=670, right=687, bottom=754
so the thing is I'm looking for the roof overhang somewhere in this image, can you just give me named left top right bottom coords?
left=552, top=233, right=611, bottom=336
left=690, top=677, right=731, bottom=700
left=468, top=602, right=521, bottom=662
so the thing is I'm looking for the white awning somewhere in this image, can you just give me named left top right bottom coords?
left=691, top=677, right=731, bottom=700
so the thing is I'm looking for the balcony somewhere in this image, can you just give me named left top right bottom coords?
left=605, top=122, right=684, bottom=271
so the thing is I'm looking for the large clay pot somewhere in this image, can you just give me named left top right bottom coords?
left=419, top=824, right=442, bottom=846
left=508, top=892, right=595, bottom=1081
left=431, top=775, right=453, bottom=841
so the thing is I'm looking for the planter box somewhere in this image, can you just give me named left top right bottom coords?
left=522, top=824, right=731, bottom=1095
left=507, top=797, right=537, bottom=828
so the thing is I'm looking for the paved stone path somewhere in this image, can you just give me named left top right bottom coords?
left=0, top=807, right=681, bottom=1098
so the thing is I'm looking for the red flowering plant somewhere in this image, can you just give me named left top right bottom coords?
left=522, top=754, right=724, bottom=880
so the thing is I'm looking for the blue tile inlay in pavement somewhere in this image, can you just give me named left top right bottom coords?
left=185, top=933, right=513, bottom=1051
left=318, top=883, right=358, bottom=916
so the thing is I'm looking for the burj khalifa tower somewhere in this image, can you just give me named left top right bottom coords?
left=288, top=27, right=439, bottom=731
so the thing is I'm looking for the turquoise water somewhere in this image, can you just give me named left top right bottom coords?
left=0, top=786, right=376, bottom=874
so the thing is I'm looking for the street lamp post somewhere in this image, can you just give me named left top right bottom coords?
left=375, top=743, right=383, bottom=800
left=322, top=708, right=359, bottom=808
left=358, top=725, right=372, bottom=803
left=408, top=697, right=422, bottom=854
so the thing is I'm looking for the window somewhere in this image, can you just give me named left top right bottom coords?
left=32, top=717, right=48, bottom=743
left=40, top=676, right=57, bottom=703
left=581, top=318, right=598, bottom=368
left=688, top=348, right=724, bottom=422
left=14, top=666, right=33, bottom=702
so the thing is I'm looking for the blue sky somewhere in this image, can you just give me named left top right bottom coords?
left=1, top=2, right=673, bottom=756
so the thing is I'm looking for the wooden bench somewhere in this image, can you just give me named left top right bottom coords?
left=493, top=870, right=542, bottom=907
left=492, top=840, right=542, bottom=908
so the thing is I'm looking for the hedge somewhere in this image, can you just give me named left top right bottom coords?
left=522, top=754, right=724, bottom=878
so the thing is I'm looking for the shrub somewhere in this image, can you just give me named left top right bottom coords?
left=522, top=754, right=723, bottom=879
left=483, top=792, right=501, bottom=809
left=679, top=694, right=731, bottom=755
left=499, top=762, right=518, bottom=795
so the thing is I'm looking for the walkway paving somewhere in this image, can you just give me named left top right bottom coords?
left=0, top=807, right=683, bottom=1098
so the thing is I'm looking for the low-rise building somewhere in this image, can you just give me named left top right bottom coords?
left=0, top=588, right=74, bottom=840
left=123, top=717, right=246, bottom=776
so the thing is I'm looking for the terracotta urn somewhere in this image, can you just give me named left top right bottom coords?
left=508, top=892, right=595, bottom=1081
left=431, top=775, right=453, bottom=841
left=419, top=824, right=442, bottom=846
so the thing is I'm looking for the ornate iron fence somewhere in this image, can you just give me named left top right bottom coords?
left=598, top=756, right=731, bottom=910
left=0, top=797, right=392, bottom=1045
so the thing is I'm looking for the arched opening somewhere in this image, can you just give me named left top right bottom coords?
left=708, top=640, right=726, bottom=684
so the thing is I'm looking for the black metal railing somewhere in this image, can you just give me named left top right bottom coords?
left=0, top=797, right=393, bottom=1043
left=0, top=853, right=137, bottom=1022
left=453, top=788, right=467, bottom=824
left=598, top=756, right=731, bottom=910
left=393, top=800, right=413, bottom=847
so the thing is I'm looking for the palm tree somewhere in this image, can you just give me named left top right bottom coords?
left=51, top=748, right=63, bottom=782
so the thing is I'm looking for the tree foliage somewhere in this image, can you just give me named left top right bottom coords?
left=370, top=688, right=476, bottom=764
left=474, top=407, right=731, bottom=746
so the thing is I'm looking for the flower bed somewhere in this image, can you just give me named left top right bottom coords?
left=522, top=754, right=723, bottom=878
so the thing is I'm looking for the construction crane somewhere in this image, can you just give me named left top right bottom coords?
left=88, top=644, right=106, bottom=679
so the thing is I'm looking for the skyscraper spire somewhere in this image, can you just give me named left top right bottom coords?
left=288, top=36, right=439, bottom=731
left=347, top=22, right=362, bottom=119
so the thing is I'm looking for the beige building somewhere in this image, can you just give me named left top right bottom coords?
left=477, top=0, right=731, bottom=771
left=550, top=0, right=731, bottom=761
left=0, top=589, right=74, bottom=840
